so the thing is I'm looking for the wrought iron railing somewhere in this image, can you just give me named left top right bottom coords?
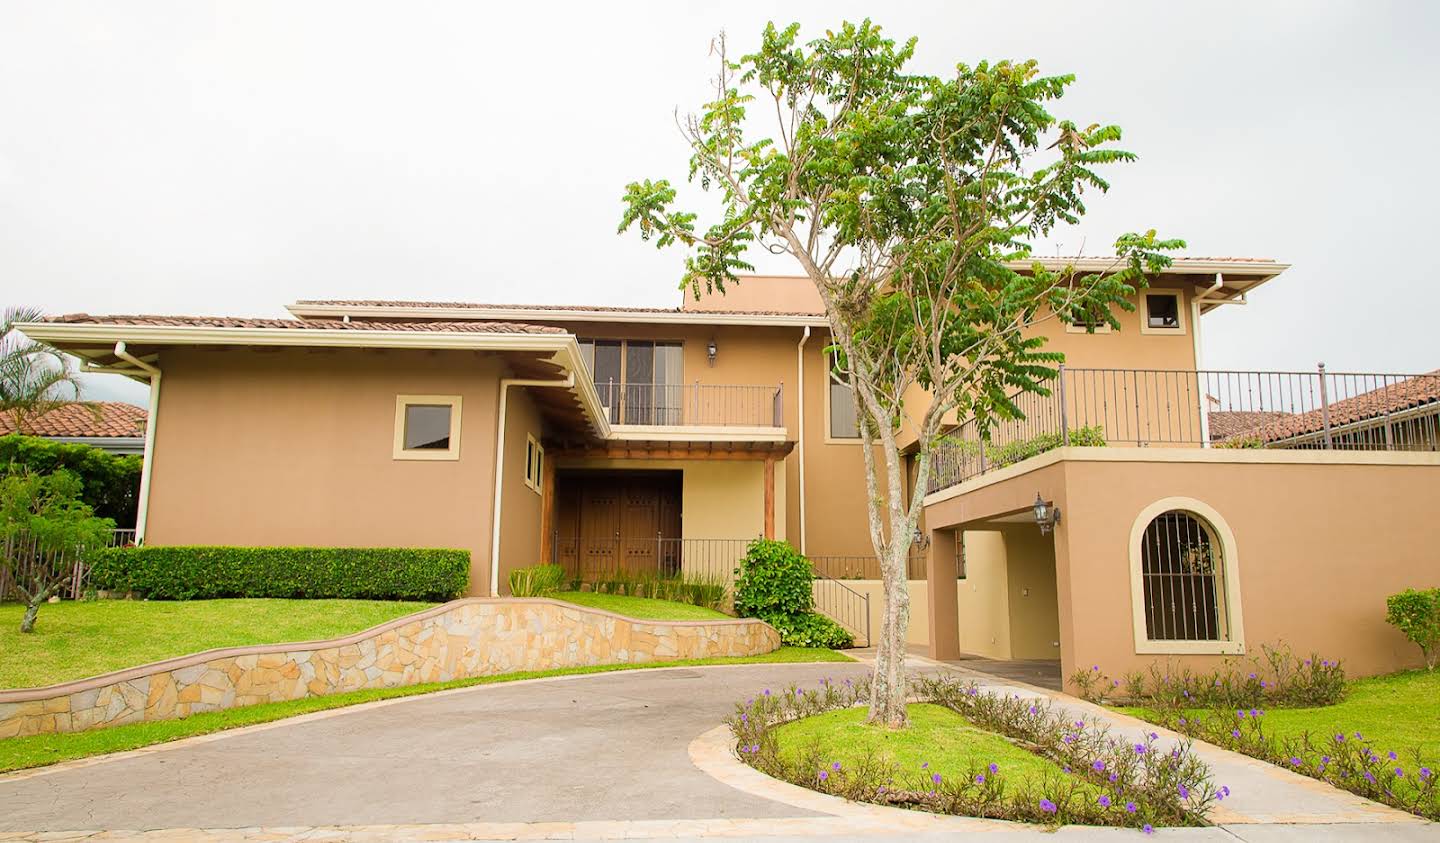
left=592, top=382, right=784, bottom=427
left=0, top=528, right=137, bottom=602
left=928, top=366, right=1440, bottom=493
left=809, top=553, right=927, bottom=580
left=550, top=534, right=870, bottom=645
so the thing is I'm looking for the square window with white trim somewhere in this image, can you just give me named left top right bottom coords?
left=524, top=433, right=544, bottom=494
left=393, top=395, right=462, bottom=460
left=1141, top=291, right=1186, bottom=334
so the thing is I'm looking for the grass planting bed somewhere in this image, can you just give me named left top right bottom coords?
left=0, top=598, right=436, bottom=689
left=549, top=590, right=730, bottom=621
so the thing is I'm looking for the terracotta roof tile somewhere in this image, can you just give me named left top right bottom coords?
left=1217, top=371, right=1440, bottom=443
left=292, top=300, right=828, bottom=318
left=45, top=314, right=566, bottom=334
left=1, top=402, right=147, bottom=438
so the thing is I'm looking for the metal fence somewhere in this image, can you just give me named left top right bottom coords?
left=0, top=528, right=136, bottom=602
left=809, top=554, right=927, bottom=581
left=929, top=366, right=1440, bottom=493
left=593, top=382, right=784, bottom=427
left=550, top=534, right=871, bottom=645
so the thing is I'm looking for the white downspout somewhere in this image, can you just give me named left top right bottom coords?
left=795, top=326, right=811, bottom=555
left=1193, top=275, right=1218, bottom=446
left=113, top=342, right=161, bottom=544
left=490, top=374, right=575, bottom=596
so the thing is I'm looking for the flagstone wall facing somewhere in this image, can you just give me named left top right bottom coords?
left=0, top=598, right=780, bottom=738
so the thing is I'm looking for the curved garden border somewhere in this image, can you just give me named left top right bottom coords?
left=0, top=597, right=779, bottom=738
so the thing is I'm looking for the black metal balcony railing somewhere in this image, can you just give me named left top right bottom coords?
left=928, top=366, right=1440, bottom=493
left=593, top=382, right=783, bottom=427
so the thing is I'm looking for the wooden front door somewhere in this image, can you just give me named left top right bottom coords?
left=555, top=471, right=682, bottom=580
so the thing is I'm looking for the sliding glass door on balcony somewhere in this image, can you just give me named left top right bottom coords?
left=579, top=339, right=683, bottom=425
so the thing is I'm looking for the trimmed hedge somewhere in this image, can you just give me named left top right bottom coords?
left=89, top=546, right=469, bottom=601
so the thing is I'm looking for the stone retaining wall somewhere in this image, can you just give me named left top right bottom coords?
left=0, top=598, right=779, bottom=738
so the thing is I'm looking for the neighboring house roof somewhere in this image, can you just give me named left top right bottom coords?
left=45, top=314, right=566, bottom=334
left=1206, top=410, right=1295, bottom=441
left=0, top=401, right=147, bottom=438
left=293, top=300, right=825, bottom=317
left=1216, top=371, right=1440, bottom=444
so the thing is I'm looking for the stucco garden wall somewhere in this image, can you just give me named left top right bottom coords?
left=0, top=598, right=779, bottom=738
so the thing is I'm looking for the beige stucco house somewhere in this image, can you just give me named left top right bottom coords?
left=21, top=257, right=1440, bottom=689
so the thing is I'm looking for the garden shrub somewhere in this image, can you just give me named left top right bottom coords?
left=587, top=570, right=730, bottom=611
left=1385, top=588, right=1440, bottom=670
left=0, top=434, right=142, bottom=526
left=89, top=546, right=468, bottom=601
left=730, top=673, right=1222, bottom=829
left=508, top=563, right=565, bottom=597
left=761, top=611, right=853, bottom=649
left=733, top=539, right=813, bottom=617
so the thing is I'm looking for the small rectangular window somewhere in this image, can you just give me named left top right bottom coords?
left=523, top=433, right=544, bottom=494
left=827, top=352, right=861, bottom=440
left=1144, top=293, right=1183, bottom=332
left=393, top=396, right=462, bottom=460
left=956, top=532, right=967, bottom=580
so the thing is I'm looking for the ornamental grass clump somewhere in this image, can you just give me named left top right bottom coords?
left=1162, top=707, right=1439, bottom=820
left=729, top=673, right=1221, bottom=830
left=1071, top=644, right=1346, bottom=710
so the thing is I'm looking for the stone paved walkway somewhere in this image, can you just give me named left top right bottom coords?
left=0, top=655, right=1432, bottom=841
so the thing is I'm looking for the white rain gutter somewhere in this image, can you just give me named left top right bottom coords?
left=489, top=374, right=575, bottom=596
left=795, top=326, right=811, bottom=554
left=112, top=342, right=161, bottom=544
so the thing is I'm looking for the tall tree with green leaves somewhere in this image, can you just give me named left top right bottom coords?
left=2, top=306, right=90, bottom=435
left=620, top=20, right=1181, bottom=726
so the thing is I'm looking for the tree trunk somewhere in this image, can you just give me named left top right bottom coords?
left=867, top=542, right=912, bottom=727
left=19, top=601, right=40, bottom=633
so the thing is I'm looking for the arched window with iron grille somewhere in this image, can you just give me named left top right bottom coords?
left=1138, top=511, right=1230, bottom=642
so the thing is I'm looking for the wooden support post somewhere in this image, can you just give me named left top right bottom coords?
left=927, top=528, right=962, bottom=660
left=763, top=456, right=776, bottom=540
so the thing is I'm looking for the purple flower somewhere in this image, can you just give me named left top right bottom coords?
left=1420, top=767, right=1433, bottom=781
left=1231, top=729, right=1242, bottom=738
left=921, top=761, right=929, bottom=769
left=1355, top=732, right=1364, bottom=740
left=1289, top=757, right=1302, bottom=767
left=1395, top=768, right=1405, bottom=778
left=931, top=772, right=942, bottom=785
left=1249, top=709, right=1260, bottom=718
left=1039, top=798, right=1057, bottom=814
left=1364, top=771, right=1377, bottom=783
left=1237, top=710, right=1246, bottom=719
left=1248, top=672, right=1257, bottom=679
left=1221, top=786, right=1230, bottom=797
left=832, top=761, right=842, bottom=772
left=1143, top=824, right=1154, bottom=834
left=1179, top=717, right=1187, bottom=726
left=763, top=689, right=771, bottom=696
left=1109, top=772, right=1119, bottom=783
left=1063, top=734, right=1074, bottom=744
left=975, top=773, right=986, bottom=784
left=1075, top=720, right=1085, bottom=729
left=1029, top=705, right=1038, bottom=715
left=1098, top=794, right=1112, bottom=808
left=740, top=714, right=747, bottom=723
left=1125, top=801, right=1138, bottom=813
left=1092, top=760, right=1106, bottom=772
left=1388, top=750, right=1398, bottom=760
left=989, top=762, right=999, bottom=773
left=1092, top=665, right=1100, bottom=671
left=1178, top=783, right=1190, bottom=799
left=1335, top=733, right=1345, bottom=743
left=1134, top=743, right=1148, bottom=755
left=1260, top=680, right=1267, bottom=689
left=818, top=770, right=829, bottom=781
left=1112, top=679, right=1120, bottom=687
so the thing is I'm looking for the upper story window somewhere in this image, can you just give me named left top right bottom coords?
left=578, top=339, right=683, bottom=425
left=826, top=352, right=861, bottom=440
left=1142, top=292, right=1186, bottom=335
left=1064, top=310, right=1114, bottom=335
left=393, top=395, right=462, bottom=461
left=524, top=434, right=544, bottom=494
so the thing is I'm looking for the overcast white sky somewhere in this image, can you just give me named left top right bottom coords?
left=3, top=1, right=1437, bottom=405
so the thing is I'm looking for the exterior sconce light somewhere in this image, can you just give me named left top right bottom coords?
left=707, top=340, right=718, bottom=366
left=912, top=528, right=931, bottom=550
left=1033, top=493, right=1061, bottom=535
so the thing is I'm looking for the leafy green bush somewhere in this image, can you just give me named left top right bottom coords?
left=1071, top=644, right=1346, bottom=708
left=0, top=434, right=141, bottom=526
left=1386, top=588, right=1440, bottom=670
left=586, top=570, right=729, bottom=611
left=734, top=539, right=813, bottom=618
left=90, top=546, right=468, bottom=601
left=985, top=424, right=1106, bottom=469
left=508, top=563, right=566, bottom=597
left=761, top=611, right=853, bottom=648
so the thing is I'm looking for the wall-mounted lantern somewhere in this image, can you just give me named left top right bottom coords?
left=707, top=340, right=718, bottom=366
left=1033, top=493, right=1061, bottom=535
left=911, top=527, right=931, bottom=550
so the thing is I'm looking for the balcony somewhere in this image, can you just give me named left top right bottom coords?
left=594, top=382, right=784, bottom=429
left=928, top=367, right=1440, bottom=493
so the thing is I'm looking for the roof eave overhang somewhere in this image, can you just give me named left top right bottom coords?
left=283, top=303, right=831, bottom=328
left=16, top=322, right=615, bottom=439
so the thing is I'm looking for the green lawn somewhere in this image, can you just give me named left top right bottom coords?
left=1119, top=669, right=1440, bottom=758
left=549, top=590, right=730, bottom=620
left=774, top=702, right=1082, bottom=790
left=0, top=646, right=851, bottom=774
left=0, top=599, right=437, bottom=689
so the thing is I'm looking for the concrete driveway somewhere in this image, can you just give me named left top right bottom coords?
left=1, top=658, right=1436, bottom=842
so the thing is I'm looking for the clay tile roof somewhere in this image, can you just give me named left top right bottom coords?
left=45, top=314, right=567, bottom=334
left=1, top=402, right=147, bottom=438
left=1218, top=371, right=1440, bottom=443
left=292, top=300, right=828, bottom=317
left=1206, top=410, right=1295, bottom=441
